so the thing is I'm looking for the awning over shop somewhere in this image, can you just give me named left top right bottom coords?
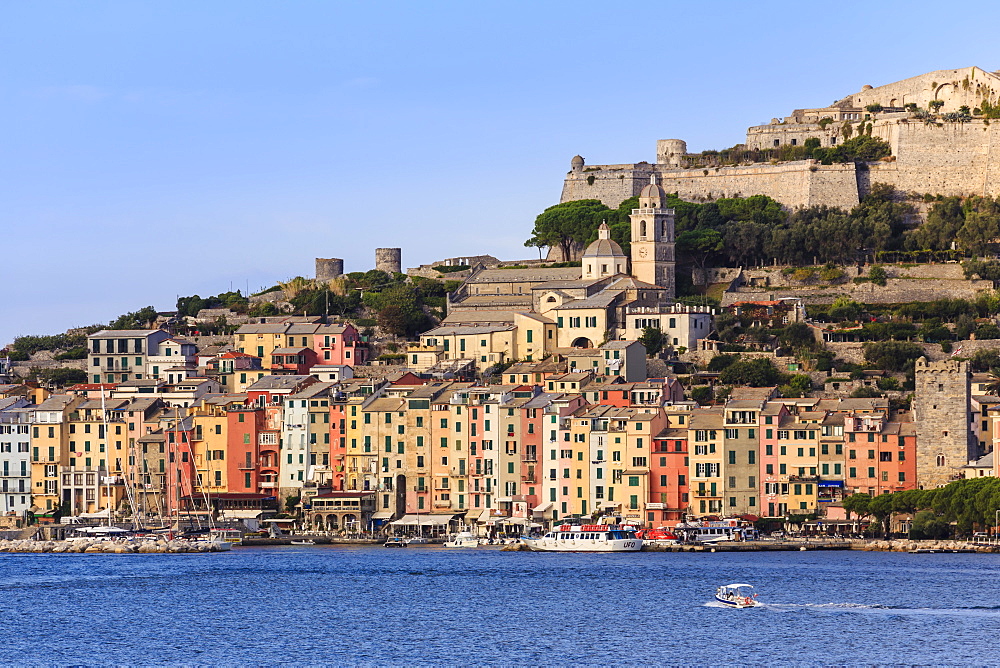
left=222, top=510, right=262, bottom=519
left=532, top=502, right=554, bottom=513
left=372, top=511, right=394, bottom=519
left=818, top=480, right=845, bottom=487
left=260, top=518, right=295, bottom=523
left=476, top=510, right=495, bottom=523
left=78, top=509, right=111, bottom=519
left=390, top=514, right=455, bottom=527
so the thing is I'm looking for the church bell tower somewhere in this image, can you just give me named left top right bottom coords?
left=630, top=175, right=676, bottom=299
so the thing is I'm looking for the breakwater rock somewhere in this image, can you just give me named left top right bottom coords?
left=0, top=538, right=228, bottom=554
left=860, top=539, right=999, bottom=553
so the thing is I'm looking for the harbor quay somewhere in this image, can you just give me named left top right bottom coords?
left=3, top=536, right=998, bottom=554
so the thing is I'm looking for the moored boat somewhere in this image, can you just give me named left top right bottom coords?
left=674, top=519, right=759, bottom=543
left=290, top=539, right=316, bottom=546
left=521, top=524, right=642, bottom=552
left=715, top=583, right=760, bottom=608
left=443, top=531, right=479, bottom=548
left=636, top=526, right=679, bottom=545
left=383, top=537, right=407, bottom=548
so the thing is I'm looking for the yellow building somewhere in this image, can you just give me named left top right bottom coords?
left=189, top=399, right=236, bottom=496
left=30, top=395, right=82, bottom=513
left=688, top=409, right=724, bottom=516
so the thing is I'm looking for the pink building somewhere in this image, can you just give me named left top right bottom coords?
left=311, top=323, right=367, bottom=366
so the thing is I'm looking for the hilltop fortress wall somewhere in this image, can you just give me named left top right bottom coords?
left=868, top=119, right=1000, bottom=196
left=561, top=160, right=861, bottom=210
left=563, top=119, right=1000, bottom=210
left=562, top=67, right=1000, bottom=211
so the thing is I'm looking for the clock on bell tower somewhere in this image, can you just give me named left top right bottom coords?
left=630, top=174, right=676, bottom=299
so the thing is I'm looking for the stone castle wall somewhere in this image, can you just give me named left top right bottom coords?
left=718, top=262, right=993, bottom=305
left=562, top=161, right=860, bottom=210
left=564, top=117, right=1000, bottom=212
left=722, top=275, right=993, bottom=306
left=868, top=119, right=1000, bottom=196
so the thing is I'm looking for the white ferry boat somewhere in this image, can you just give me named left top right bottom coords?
left=521, top=524, right=642, bottom=552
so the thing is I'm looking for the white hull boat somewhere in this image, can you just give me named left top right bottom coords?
left=715, top=583, right=760, bottom=608
left=521, top=524, right=642, bottom=552
left=443, top=531, right=479, bottom=548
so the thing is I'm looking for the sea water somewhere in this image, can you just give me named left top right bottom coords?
left=2, top=547, right=998, bottom=665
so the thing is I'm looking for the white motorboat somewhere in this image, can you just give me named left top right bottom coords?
left=715, top=583, right=761, bottom=608
left=405, top=537, right=430, bottom=545
left=443, top=531, right=479, bottom=548
left=290, top=539, right=316, bottom=546
left=521, top=524, right=642, bottom=552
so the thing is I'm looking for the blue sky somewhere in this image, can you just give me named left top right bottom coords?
left=3, top=0, right=1000, bottom=345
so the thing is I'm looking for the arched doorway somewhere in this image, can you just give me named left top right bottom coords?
left=571, top=337, right=593, bottom=349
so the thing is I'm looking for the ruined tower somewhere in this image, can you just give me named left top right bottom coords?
left=375, top=248, right=402, bottom=274
left=656, top=139, right=687, bottom=168
left=913, top=356, right=974, bottom=488
left=315, top=258, right=344, bottom=282
left=629, top=175, right=676, bottom=299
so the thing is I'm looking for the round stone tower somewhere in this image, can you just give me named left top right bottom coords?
left=656, top=139, right=687, bottom=168
left=571, top=154, right=585, bottom=171
left=375, top=248, right=402, bottom=274
left=315, top=258, right=344, bottom=282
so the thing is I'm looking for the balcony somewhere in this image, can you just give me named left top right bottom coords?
left=521, top=455, right=537, bottom=462
left=433, top=500, right=452, bottom=508
left=94, top=362, right=136, bottom=371
left=521, top=476, right=536, bottom=483
left=260, top=481, right=277, bottom=489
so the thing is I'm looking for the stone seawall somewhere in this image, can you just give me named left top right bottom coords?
left=0, top=538, right=229, bottom=553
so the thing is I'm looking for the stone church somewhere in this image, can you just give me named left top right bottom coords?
left=419, top=178, right=712, bottom=368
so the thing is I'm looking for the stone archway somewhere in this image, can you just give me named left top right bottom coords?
left=571, top=337, right=593, bottom=349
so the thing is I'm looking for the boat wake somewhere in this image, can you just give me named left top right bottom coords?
left=759, top=602, right=1000, bottom=617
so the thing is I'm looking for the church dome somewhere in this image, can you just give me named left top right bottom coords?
left=639, top=181, right=667, bottom=200
left=583, top=223, right=626, bottom=258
